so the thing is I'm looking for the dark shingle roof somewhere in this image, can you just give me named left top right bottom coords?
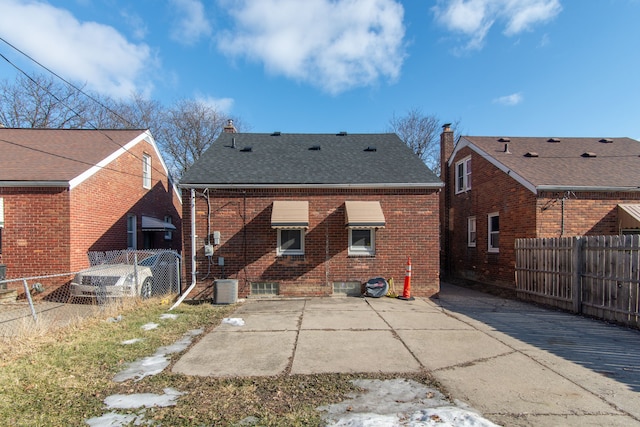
left=458, top=136, right=640, bottom=190
left=0, top=128, right=147, bottom=183
left=180, top=133, right=441, bottom=187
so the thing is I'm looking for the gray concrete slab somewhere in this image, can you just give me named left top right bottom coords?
left=378, top=311, right=475, bottom=330
left=301, top=309, right=389, bottom=330
left=172, top=330, right=297, bottom=377
left=215, top=311, right=301, bottom=332
left=291, top=330, right=421, bottom=375
left=434, top=351, right=621, bottom=416
left=233, top=299, right=306, bottom=314
left=396, top=329, right=513, bottom=371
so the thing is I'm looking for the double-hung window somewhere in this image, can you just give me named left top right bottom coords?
left=455, top=156, right=471, bottom=193
left=164, top=215, right=173, bottom=241
left=467, top=216, right=476, bottom=247
left=488, top=212, right=499, bottom=253
left=277, top=229, right=304, bottom=256
left=349, top=229, right=376, bottom=256
left=127, top=214, right=137, bottom=249
left=142, top=154, right=152, bottom=189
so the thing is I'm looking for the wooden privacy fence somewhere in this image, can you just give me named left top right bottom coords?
left=515, top=235, right=640, bottom=328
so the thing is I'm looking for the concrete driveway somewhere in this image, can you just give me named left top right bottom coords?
left=172, top=282, right=640, bottom=426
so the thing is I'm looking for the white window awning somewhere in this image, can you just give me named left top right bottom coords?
left=618, top=204, right=640, bottom=229
left=271, top=201, right=309, bottom=229
left=345, top=201, right=385, bottom=229
left=141, top=215, right=176, bottom=231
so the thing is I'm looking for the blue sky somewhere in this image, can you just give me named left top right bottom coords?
left=0, top=0, right=638, bottom=139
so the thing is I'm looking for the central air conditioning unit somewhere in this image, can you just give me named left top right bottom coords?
left=214, top=279, right=238, bottom=304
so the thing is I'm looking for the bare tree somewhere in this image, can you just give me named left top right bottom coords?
left=0, top=73, right=92, bottom=128
left=388, top=107, right=461, bottom=175
left=156, top=99, right=243, bottom=178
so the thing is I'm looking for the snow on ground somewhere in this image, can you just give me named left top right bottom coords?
left=320, top=379, right=501, bottom=427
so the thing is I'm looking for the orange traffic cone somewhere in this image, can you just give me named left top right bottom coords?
left=398, top=256, right=415, bottom=301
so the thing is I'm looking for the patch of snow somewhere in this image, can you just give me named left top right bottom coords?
left=104, top=388, right=184, bottom=409
left=160, top=313, right=178, bottom=320
left=320, top=379, right=500, bottom=427
left=84, top=411, right=140, bottom=427
left=106, top=315, right=123, bottom=323
left=222, top=317, right=245, bottom=326
left=121, top=338, right=143, bottom=345
left=141, top=322, right=159, bottom=330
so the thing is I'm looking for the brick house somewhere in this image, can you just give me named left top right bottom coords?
left=440, top=125, right=640, bottom=288
left=179, top=125, right=442, bottom=299
left=0, top=128, right=182, bottom=295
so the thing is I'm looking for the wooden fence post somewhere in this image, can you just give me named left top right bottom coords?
left=572, top=236, right=583, bottom=314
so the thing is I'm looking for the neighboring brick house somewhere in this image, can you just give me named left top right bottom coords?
left=0, top=128, right=182, bottom=295
left=440, top=125, right=640, bottom=288
left=179, top=126, right=442, bottom=299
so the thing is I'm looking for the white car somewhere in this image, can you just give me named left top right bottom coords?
left=70, top=251, right=180, bottom=299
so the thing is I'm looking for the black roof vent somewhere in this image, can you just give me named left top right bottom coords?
left=582, top=152, right=597, bottom=158
left=525, top=152, right=539, bottom=157
left=364, top=146, right=377, bottom=152
left=498, top=137, right=510, bottom=142
left=547, top=138, right=561, bottom=143
left=309, top=145, right=321, bottom=151
left=272, top=131, right=281, bottom=136
left=599, top=138, right=613, bottom=143
left=338, top=131, right=347, bottom=136
left=240, top=146, right=253, bottom=152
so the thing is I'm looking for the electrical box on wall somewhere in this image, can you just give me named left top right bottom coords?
left=204, top=244, right=214, bottom=256
left=213, top=231, right=221, bottom=245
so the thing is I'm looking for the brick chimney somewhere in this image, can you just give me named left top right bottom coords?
left=223, top=119, right=237, bottom=133
left=439, top=123, right=454, bottom=278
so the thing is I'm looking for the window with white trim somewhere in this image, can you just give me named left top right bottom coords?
left=277, top=229, right=304, bottom=256
left=127, top=214, right=137, bottom=249
left=455, top=156, right=471, bottom=193
left=348, top=229, right=376, bottom=256
left=468, top=216, right=476, bottom=247
left=164, top=215, right=173, bottom=241
left=488, top=212, right=499, bottom=253
left=142, top=154, right=152, bottom=189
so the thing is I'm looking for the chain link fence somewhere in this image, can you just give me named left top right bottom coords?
left=0, top=250, right=181, bottom=337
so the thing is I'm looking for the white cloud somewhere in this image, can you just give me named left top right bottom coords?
left=169, top=0, right=212, bottom=45
left=433, top=0, right=562, bottom=50
left=216, top=0, right=406, bottom=95
left=493, top=92, right=523, bottom=106
left=0, top=0, right=155, bottom=99
left=196, top=94, right=234, bottom=113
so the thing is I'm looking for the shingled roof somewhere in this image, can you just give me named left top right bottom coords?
left=452, top=136, right=640, bottom=193
left=0, top=128, right=149, bottom=185
left=180, top=132, right=442, bottom=188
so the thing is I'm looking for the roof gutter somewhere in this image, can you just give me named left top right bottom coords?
left=537, top=185, right=640, bottom=193
left=179, top=182, right=444, bottom=190
left=0, top=181, right=69, bottom=188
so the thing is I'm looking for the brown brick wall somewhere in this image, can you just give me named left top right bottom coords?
left=182, top=188, right=440, bottom=299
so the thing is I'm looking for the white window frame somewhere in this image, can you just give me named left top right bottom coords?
left=0, top=197, right=4, bottom=228
left=277, top=229, right=304, bottom=256
left=348, top=228, right=376, bottom=256
left=142, top=154, right=152, bottom=189
left=127, top=214, right=137, bottom=249
left=467, top=216, right=476, bottom=247
left=164, top=215, right=173, bottom=241
left=455, top=156, right=472, bottom=194
left=488, top=212, right=499, bottom=253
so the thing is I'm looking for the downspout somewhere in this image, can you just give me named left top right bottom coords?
left=170, top=188, right=198, bottom=311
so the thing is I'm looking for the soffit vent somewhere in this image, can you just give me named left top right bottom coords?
left=525, top=152, right=539, bottom=157
left=309, top=145, right=321, bottom=151
left=582, top=152, right=597, bottom=158
left=364, top=146, right=377, bottom=152
left=498, top=137, right=510, bottom=142
left=599, top=138, right=613, bottom=143
left=240, top=146, right=253, bottom=152
left=547, top=138, right=561, bottom=143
